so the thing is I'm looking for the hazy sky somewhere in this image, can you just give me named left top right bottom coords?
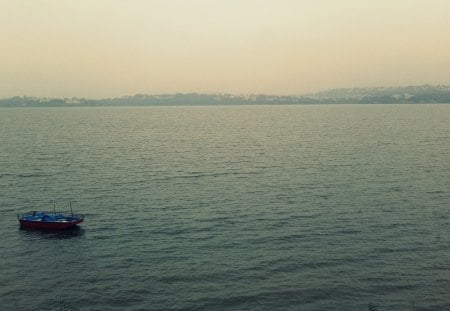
left=1, top=0, right=450, bottom=98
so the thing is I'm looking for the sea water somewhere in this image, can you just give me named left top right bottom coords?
left=0, top=105, right=449, bottom=310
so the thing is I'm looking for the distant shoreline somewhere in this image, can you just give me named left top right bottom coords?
left=1, top=85, right=450, bottom=107
left=1, top=103, right=450, bottom=108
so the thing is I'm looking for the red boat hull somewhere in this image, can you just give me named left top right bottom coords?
left=19, top=219, right=83, bottom=230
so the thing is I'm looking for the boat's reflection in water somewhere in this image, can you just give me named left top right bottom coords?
left=19, top=225, right=85, bottom=240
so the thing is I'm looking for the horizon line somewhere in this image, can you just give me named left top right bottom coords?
left=2, top=84, right=449, bottom=101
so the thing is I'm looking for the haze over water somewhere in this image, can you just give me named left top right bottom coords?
left=1, top=1, right=450, bottom=98
left=2, top=1, right=450, bottom=310
left=1, top=105, right=449, bottom=310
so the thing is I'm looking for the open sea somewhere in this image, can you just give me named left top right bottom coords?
left=0, top=104, right=449, bottom=310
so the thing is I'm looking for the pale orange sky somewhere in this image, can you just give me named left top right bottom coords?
left=1, top=0, right=450, bottom=98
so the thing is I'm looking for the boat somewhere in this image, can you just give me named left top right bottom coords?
left=17, top=202, right=84, bottom=230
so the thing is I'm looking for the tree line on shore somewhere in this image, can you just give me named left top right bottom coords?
left=1, top=85, right=449, bottom=107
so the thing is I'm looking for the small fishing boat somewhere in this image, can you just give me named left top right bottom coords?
left=17, top=202, right=84, bottom=230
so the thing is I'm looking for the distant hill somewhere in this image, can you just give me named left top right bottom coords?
left=307, top=85, right=450, bottom=104
left=1, top=85, right=450, bottom=107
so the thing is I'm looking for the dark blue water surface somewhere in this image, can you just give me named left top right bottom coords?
left=0, top=105, right=449, bottom=310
